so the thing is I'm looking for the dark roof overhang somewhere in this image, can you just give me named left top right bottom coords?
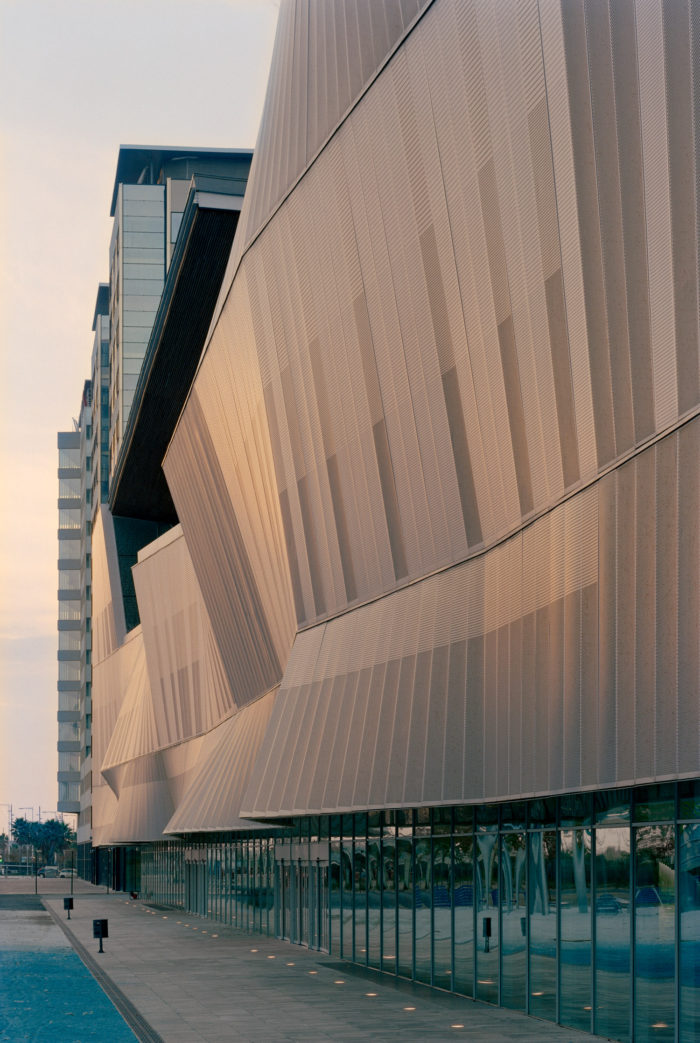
left=109, top=175, right=244, bottom=523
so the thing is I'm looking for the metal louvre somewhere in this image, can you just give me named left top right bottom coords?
left=241, top=421, right=699, bottom=819
left=164, top=690, right=277, bottom=834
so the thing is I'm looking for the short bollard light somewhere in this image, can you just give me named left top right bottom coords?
left=63, top=896, right=74, bottom=920
left=93, top=918, right=109, bottom=954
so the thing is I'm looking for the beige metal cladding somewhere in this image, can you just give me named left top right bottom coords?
left=91, top=505, right=126, bottom=666
left=192, top=0, right=699, bottom=638
left=241, top=419, right=700, bottom=818
left=220, top=0, right=432, bottom=311
left=163, top=270, right=298, bottom=713
left=132, top=526, right=241, bottom=750
left=164, top=690, right=277, bottom=835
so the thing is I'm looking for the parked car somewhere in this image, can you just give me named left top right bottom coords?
left=596, top=893, right=623, bottom=915
left=58, top=868, right=77, bottom=878
left=37, top=866, right=60, bottom=878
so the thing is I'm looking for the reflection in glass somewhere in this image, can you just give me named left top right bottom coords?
left=560, top=829, right=591, bottom=1032
left=476, top=831, right=499, bottom=1004
left=453, top=835, right=474, bottom=997
left=367, top=838, right=381, bottom=969
left=433, top=836, right=452, bottom=989
left=353, top=841, right=367, bottom=964
left=330, top=839, right=342, bottom=955
left=397, top=835, right=413, bottom=979
left=634, top=825, right=675, bottom=1042
left=340, top=839, right=353, bottom=959
left=680, top=824, right=700, bottom=1042
left=595, top=826, right=631, bottom=1041
left=528, top=831, right=556, bottom=1019
left=381, top=837, right=396, bottom=971
left=501, top=832, right=527, bottom=1010
left=414, top=838, right=432, bottom=984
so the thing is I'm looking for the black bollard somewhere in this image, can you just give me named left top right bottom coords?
left=93, top=918, right=108, bottom=954
left=63, top=896, right=74, bottom=920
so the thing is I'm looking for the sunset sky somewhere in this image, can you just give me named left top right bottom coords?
left=0, top=0, right=278, bottom=831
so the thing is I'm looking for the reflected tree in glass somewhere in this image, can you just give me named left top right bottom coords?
left=528, top=830, right=556, bottom=1020
left=414, top=837, right=432, bottom=984
left=560, top=828, right=592, bottom=1032
left=475, top=831, right=498, bottom=1004
left=634, top=824, right=675, bottom=1042
left=679, top=823, right=700, bottom=1043
left=433, top=836, right=452, bottom=989
left=501, top=832, right=527, bottom=1011
left=595, top=826, right=631, bottom=1041
left=453, top=834, right=474, bottom=997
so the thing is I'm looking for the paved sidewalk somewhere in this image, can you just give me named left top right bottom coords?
left=32, top=890, right=612, bottom=1043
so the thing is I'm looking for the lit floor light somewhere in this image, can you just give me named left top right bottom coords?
left=366, top=992, right=378, bottom=997
left=451, top=1025, right=465, bottom=1030
left=334, top=980, right=345, bottom=985
left=652, top=1025, right=669, bottom=1030
left=162, top=916, right=168, bottom=919
left=309, top=970, right=318, bottom=975
left=201, top=931, right=207, bottom=935
left=531, top=991, right=544, bottom=997
left=403, top=1007, right=416, bottom=1012
left=267, top=955, right=276, bottom=959
left=211, top=934, right=219, bottom=938
left=286, top=962, right=295, bottom=966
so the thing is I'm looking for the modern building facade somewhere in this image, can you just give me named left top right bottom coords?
left=62, top=2, right=698, bottom=1040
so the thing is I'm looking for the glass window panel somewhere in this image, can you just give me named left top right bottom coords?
left=330, top=838, right=342, bottom=956
left=634, top=824, right=675, bottom=1042
left=453, top=834, right=474, bottom=997
left=500, top=832, right=527, bottom=1011
left=634, top=784, right=675, bottom=823
left=367, top=838, right=381, bottom=969
left=414, top=837, right=432, bottom=984
left=679, top=823, right=700, bottom=1042
left=381, top=836, right=396, bottom=972
left=595, top=825, right=631, bottom=1040
left=58, top=601, right=81, bottom=621
left=58, top=508, right=81, bottom=529
left=500, top=802, right=528, bottom=830
left=339, top=838, right=352, bottom=958
left=560, top=793, right=593, bottom=827
left=397, top=837, right=413, bottom=979
left=353, top=840, right=367, bottom=964
left=595, top=789, right=632, bottom=825
left=528, top=831, right=556, bottom=1020
left=58, top=476, right=81, bottom=498
left=560, top=828, right=592, bottom=1032
left=529, top=798, right=557, bottom=827
left=433, top=836, right=452, bottom=989
left=475, top=831, right=499, bottom=1004
left=58, top=631, right=81, bottom=651
left=58, top=661, right=81, bottom=681
left=679, top=780, right=700, bottom=821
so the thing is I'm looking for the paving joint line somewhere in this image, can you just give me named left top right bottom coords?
left=43, top=899, right=165, bottom=1043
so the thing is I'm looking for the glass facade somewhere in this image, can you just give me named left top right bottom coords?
left=134, top=783, right=699, bottom=1042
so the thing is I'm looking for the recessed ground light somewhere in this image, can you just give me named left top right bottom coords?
left=286, top=962, right=295, bottom=966
left=211, top=934, right=218, bottom=938
left=383, top=955, right=395, bottom=959
left=451, top=1024, right=464, bottom=1029
left=652, top=1024, right=668, bottom=1030
left=531, top=991, right=544, bottom=996
left=267, top=955, right=275, bottom=959
left=250, top=948, right=258, bottom=953
left=201, top=931, right=207, bottom=934
left=184, top=924, right=189, bottom=927
left=584, top=1006, right=592, bottom=1011
left=334, top=980, right=345, bottom=985
left=162, top=916, right=168, bottom=919
left=403, top=1006, right=416, bottom=1011
left=366, top=992, right=378, bottom=997
left=308, top=970, right=318, bottom=975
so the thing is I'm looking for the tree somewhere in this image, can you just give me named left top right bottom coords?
left=37, top=820, right=73, bottom=864
left=10, top=818, right=74, bottom=864
left=11, top=817, right=41, bottom=850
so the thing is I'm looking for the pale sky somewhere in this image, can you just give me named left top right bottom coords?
left=0, top=0, right=279, bottom=832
